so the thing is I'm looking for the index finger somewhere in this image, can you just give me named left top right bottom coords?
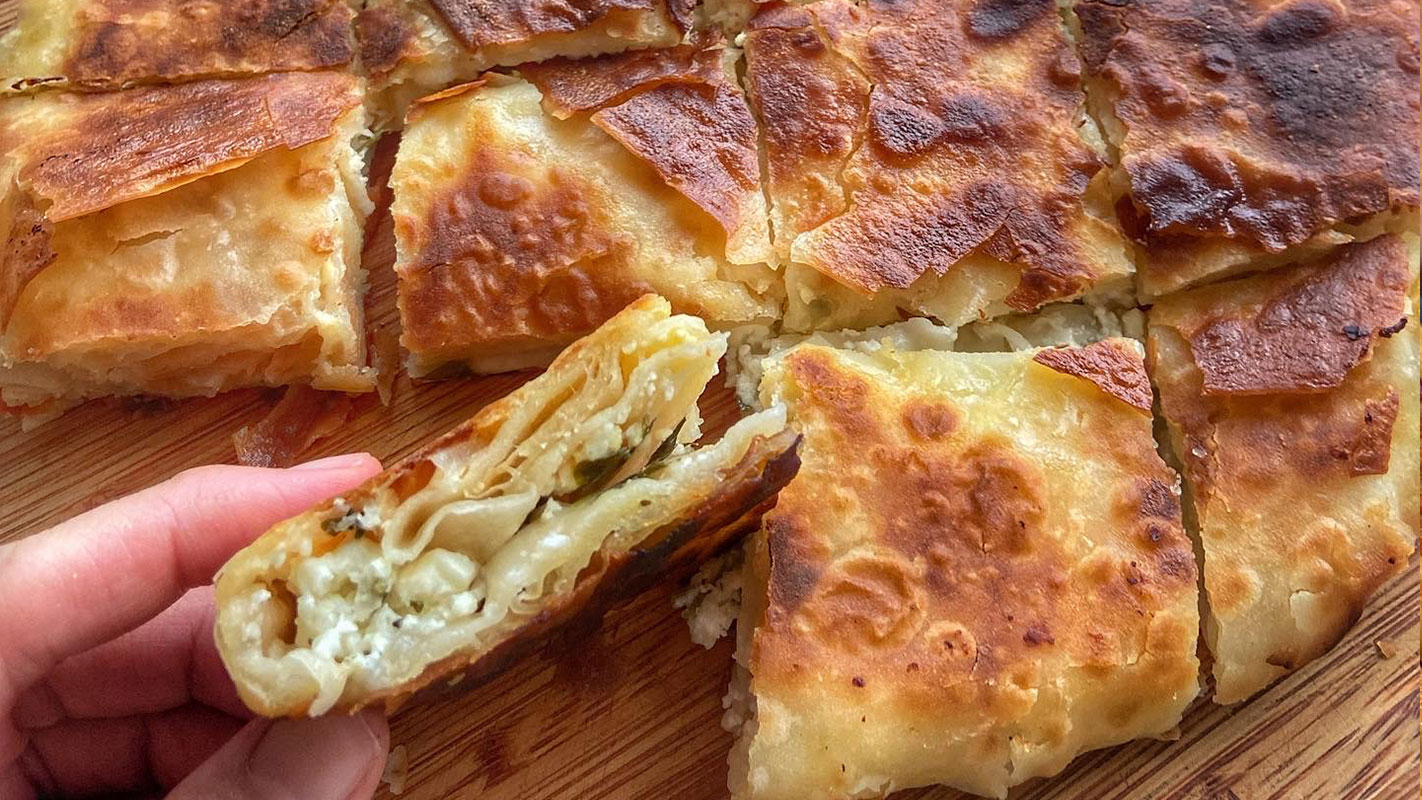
left=0, top=454, right=382, bottom=696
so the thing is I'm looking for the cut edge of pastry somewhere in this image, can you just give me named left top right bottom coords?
left=215, top=296, right=802, bottom=716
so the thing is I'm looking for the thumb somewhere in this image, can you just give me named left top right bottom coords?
left=167, top=710, right=389, bottom=800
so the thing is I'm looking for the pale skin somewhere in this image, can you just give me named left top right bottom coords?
left=0, top=454, right=392, bottom=799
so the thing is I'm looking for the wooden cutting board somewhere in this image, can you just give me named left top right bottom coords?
left=0, top=61, right=1418, bottom=800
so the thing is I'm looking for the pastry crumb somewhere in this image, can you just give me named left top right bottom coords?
left=382, top=745, right=409, bottom=795
left=675, top=548, right=745, bottom=648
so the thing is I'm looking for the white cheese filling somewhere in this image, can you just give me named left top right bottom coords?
left=232, top=406, right=786, bottom=714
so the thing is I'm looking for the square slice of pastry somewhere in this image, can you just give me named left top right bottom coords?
left=0, top=0, right=355, bottom=92
left=356, top=0, right=690, bottom=126
left=742, top=0, right=1136, bottom=333
left=0, top=72, right=375, bottom=421
left=390, top=43, right=779, bottom=377
left=1076, top=0, right=1421, bottom=298
left=216, top=296, right=801, bottom=716
left=1148, top=234, right=1420, bottom=704
left=727, top=336, right=1201, bottom=799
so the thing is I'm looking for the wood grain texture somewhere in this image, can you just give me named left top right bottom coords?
left=0, top=14, right=1417, bottom=797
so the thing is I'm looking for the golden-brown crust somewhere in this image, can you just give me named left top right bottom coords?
left=0, top=184, right=54, bottom=331
left=393, top=75, right=776, bottom=372
left=592, top=82, right=762, bottom=237
left=427, top=0, right=667, bottom=50
left=1181, top=236, right=1411, bottom=395
left=518, top=35, right=767, bottom=254
left=1033, top=340, right=1155, bottom=412
left=0, top=98, right=373, bottom=411
left=519, top=33, right=724, bottom=116
left=396, top=149, right=654, bottom=359
left=745, top=0, right=1114, bottom=309
left=743, top=342, right=1201, bottom=795
left=3, top=72, right=363, bottom=223
left=356, top=4, right=418, bottom=79
left=744, top=2, right=869, bottom=260
left=761, top=345, right=1197, bottom=674
left=1147, top=235, right=1418, bottom=702
left=1078, top=0, right=1421, bottom=253
left=11, top=0, right=353, bottom=90
left=1150, top=237, right=1413, bottom=503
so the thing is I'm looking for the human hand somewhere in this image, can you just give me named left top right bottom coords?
left=0, top=454, right=391, bottom=800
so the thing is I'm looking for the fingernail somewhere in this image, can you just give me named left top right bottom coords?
left=247, top=712, right=383, bottom=799
left=290, top=453, right=376, bottom=472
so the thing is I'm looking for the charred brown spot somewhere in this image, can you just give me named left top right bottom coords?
left=1137, top=478, right=1181, bottom=520
left=870, top=97, right=945, bottom=158
left=965, top=0, right=1053, bottom=42
left=883, top=442, right=1048, bottom=563
left=1377, top=318, right=1408, bottom=338
left=792, top=549, right=924, bottom=655
left=784, top=350, right=881, bottom=440
left=1022, top=623, right=1055, bottom=646
left=1198, top=43, right=1236, bottom=80
left=356, top=5, right=415, bottom=78
left=902, top=400, right=959, bottom=441
left=1155, top=547, right=1197, bottom=583
left=1256, top=0, right=1342, bottom=46
left=764, top=515, right=823, bottom=615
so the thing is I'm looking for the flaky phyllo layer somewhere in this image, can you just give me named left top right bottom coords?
left=215, top=297, right=797, bottom=716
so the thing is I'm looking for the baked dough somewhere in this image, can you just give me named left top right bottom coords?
left=390, top=53, right=779, bottom=377
left=0, top=0, right=354, bottom=92
left=727, top=336, right=1200, bottom=799
left=356, top=0, right=689, bottom=126
left=0, top=72, right=374, bottom=421
left=1148, top=234, right=1420, bottom=703
left=215, top=296, right=801, bottom=716
left=1076, top=0, right=1421, bottom=298
left=742, top=0, right=1135, bottom=333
